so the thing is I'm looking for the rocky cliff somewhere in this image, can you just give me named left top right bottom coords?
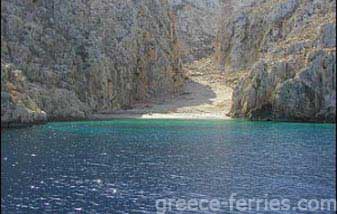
left=1, top=0, right=185, bottom=127
left=2, top=0, right=335, bottom=126
left=217, top=0, right=336, bottom=122
left=170, top=0, right=222, bottom=62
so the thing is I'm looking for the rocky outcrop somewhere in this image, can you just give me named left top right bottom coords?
left=2, top=0, right=335, bottom=125
left=1, top=0, right=185, bottom=127
left=217, top=0, right=336, bottom=122
left=170, top=0, right=222, bottom=62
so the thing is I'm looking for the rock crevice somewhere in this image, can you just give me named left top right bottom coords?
left=1, top=0, right=185, bottom=127
left=216, top=0, right=336, bottom=122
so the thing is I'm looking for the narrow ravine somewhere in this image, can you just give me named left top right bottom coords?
left=91, top=57, right=233, bottom=120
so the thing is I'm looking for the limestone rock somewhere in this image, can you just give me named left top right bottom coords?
left=170, top=0, right=222, bottom=62
left=1, top=0, right=185, bottom=127
left=1, top=63, right=48, bottom=127
left=217, top=0, right=336, bottom=122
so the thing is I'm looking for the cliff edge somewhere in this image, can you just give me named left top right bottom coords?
left=216, top=0, right=336, bottom=122
left=1, top=0, right=185, bottom=127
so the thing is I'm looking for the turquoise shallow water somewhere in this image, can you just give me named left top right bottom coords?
left=1, top=119, right=336, bottom=213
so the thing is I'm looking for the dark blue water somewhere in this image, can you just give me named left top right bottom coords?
left=1, top=120, right=336, bottom=213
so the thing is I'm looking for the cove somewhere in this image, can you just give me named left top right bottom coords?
left=1, top=119, right=336, bottom=213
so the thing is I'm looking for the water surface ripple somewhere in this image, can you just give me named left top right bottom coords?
left=1, top=120, right=336, bottom=213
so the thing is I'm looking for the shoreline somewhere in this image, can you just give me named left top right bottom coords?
left=88, top=112, right=232, bottom=120
left=3, top=112, right=336, bottom=130
left=0, top=112, right=232, bottom=129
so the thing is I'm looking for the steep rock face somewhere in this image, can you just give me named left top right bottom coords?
left=170, top=0, right=222, bottom=62
left=217, top=0, right=336, bottom=122
left=1, top=0, right=184, bottom=127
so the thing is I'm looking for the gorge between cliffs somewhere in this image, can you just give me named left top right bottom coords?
left=1, top=1, right=336, bottom=213
left=1, top=0, right=336, bottom=127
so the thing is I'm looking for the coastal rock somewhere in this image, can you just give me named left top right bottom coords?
left=170, top=0, right=222, bottom=62
left=1, top=0, right=185, bottom=127
left=1, top=63, right=48, bottom=127
left=217, top=0, right=336, bottom=122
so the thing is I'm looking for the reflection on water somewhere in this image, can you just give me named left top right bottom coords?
left=1, top=120, right=336, bottom=213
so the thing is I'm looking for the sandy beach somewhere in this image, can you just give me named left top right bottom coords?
left=90, top=58, right=233, bottom=120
